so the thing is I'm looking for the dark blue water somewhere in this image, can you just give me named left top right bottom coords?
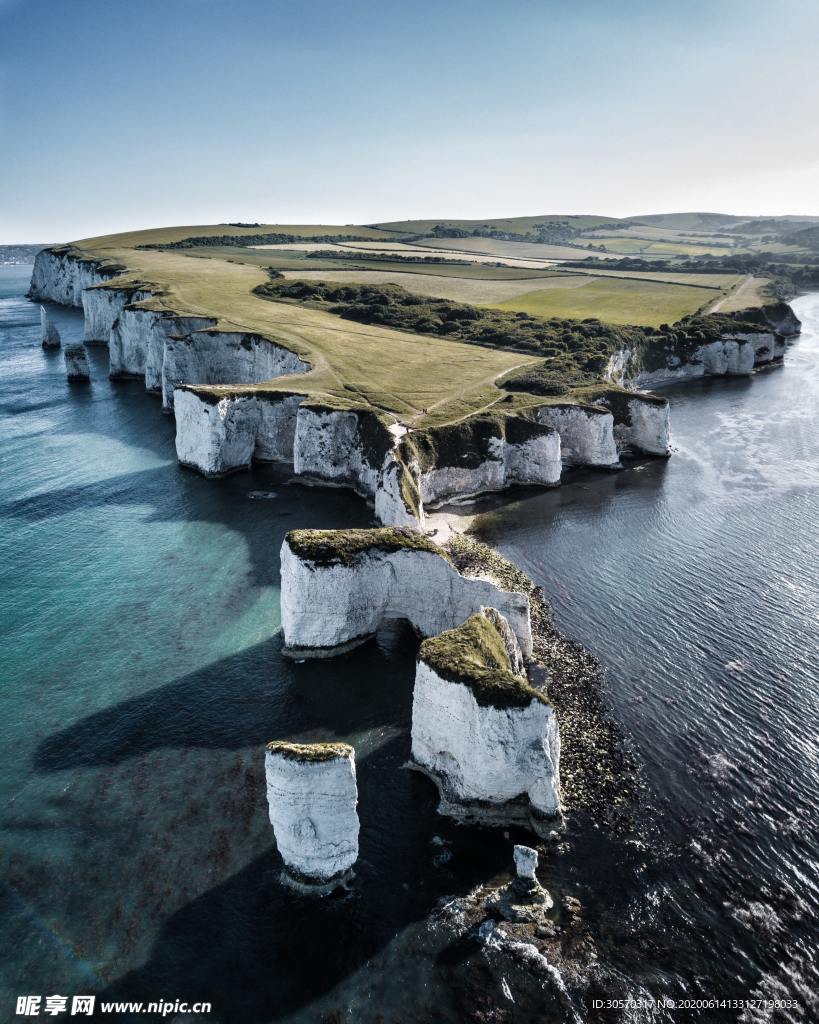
left=474, top=292, right=819, bottom=1020
left=2, top=263, right=817, bottom=1022
left=0, top=266, right=524, bottom=1023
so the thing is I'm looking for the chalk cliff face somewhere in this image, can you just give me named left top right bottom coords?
left=373, top=458, right=422, bottom=528
left=617, top=395, right=670, bottom=456
left=607, top=339, right=755, bottom=387
left=606, top=305, right=802, bottom=388
left=82, top=284, right=151, bottom=344
left=280, top=530, right=532, bottom=658
left=589, top=391, right=670, bottom=457
left=294, top=406, right=390, bottom=498
left=760, top=301, right=802, bottom=338
left=398, top=416, right=561, bottom=510
left=64, top=343, right=90, bottom=380
left=174, top=394, right=422, bottom=521
left=34, top=248, right=309, bottom=409
left=163, top=330, right=308, bottom=409
left=174, top=389, right=304, bottom=474
left=532, top=405, right=620, bottom=468
left=30, top=248, right=118, bottom=307
left=264, top=742, right=359, bottom=885
left=108, top=307, right=217, bottom=396
left=411, top=610, right=560, bottom=818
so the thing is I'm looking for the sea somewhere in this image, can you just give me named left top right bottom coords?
left=1, top=263, right=817, bottom=1022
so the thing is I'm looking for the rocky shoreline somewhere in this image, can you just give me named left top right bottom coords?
left=445, top=534, right=639, bottom=824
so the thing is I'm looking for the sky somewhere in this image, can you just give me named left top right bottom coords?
left=1, top=0, right=818, bottom=242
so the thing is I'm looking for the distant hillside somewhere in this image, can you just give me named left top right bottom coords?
left=370, top=211, right=818, bottom=252
left=371, top=214, right=616, bottom=245
left=0, top=244, right=50, bottom=265
left=627, top=213, right=749, bottom=230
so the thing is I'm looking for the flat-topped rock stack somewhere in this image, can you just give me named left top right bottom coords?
left=64, top=342, right=90, bottom=381
left=411, top=609, right=560, bottom=820
left=279, top=527, right=560, bottom=824
left=264, top=741, right=359, bottom=888
left=40, top=306, right=60, bottom=349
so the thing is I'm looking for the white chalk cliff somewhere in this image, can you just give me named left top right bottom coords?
left=82, top=283, right=151, bottom=344
left=411, top=609, right=560, bottom=818
left=174, top=389, right=304, bottom=474
left=397, top=417, right=561, bottom=510
left=280, top=530, right=532, bottom=658
left=532, top=405, right=620, bottom=468
left=35, top=245, right=805, bottom=525
left=30, top=248, right=117, bottom=307
left=265, top=741, right=359, bottom=884
left=606, top=304, right=801, bottom=388
left=589, top=391, right=670, bottom=457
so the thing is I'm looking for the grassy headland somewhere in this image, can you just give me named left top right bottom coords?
left=56, top=217, right=803, bottom=432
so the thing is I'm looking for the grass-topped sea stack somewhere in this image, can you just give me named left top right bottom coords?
left=264, top=741, right=359, bottom=888
left=411, top=609, right=560, bottom=823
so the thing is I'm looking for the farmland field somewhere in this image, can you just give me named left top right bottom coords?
left=559, top=268, right=741, bottom=289
left=706, top=275, right=773, bottom=313
left=278, top=268, right=585, bottom=304
left=252, top=240, right=568, bottom=269
left=414, top=236, right=619, bottom=261
left=571, top=236, right=736, bottom=256
left=491, top=275, right=718, bottom=325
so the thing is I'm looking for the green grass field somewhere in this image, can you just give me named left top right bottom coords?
left=65, top=218, right=779, bottom=427
left=73, top=223, right=399, bottom=249
left=73, top=237, right=540, bottom=425
left=570, top=236, right=736, bottom=257
left=278, top=268, right=575, bottom=304
left=491, top=276, right=717, bottom=326
left=413, top=236, right=618, bottom=261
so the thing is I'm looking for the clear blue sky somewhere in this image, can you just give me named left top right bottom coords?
left=1, top=0, right=818, bottom=242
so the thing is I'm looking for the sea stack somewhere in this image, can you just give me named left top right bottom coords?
left=40, top=306, right=61, bottom=349
left=514, top=844, right=539, bottom=881
left=264, top=741, right=359, bottom=887
left=64, top=342, right=90, bottom=381
left=411, top=608, right=561, bottom=820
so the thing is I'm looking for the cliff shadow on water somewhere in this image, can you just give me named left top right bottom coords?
left=31, top=626, right=535, bottom=1022
left=2, top=271, right=527, bottom=1021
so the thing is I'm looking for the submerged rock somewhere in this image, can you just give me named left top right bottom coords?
left=264, top=740, right=359, bottom=887
left=64, top=342, right=90, bottom=381
left=40, top=307, right=61, bottom=349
